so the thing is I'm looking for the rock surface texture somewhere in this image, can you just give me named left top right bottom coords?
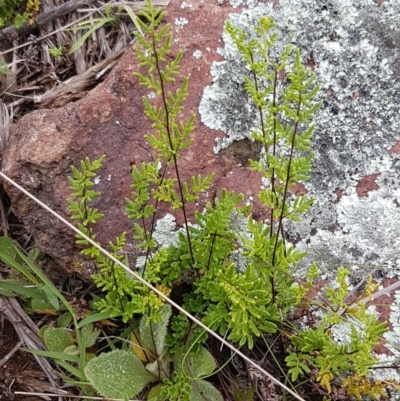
left=3, top=0, right=400, bottom=389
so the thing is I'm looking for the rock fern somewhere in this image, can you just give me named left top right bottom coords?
left=67, top=2, right=391, bottom=399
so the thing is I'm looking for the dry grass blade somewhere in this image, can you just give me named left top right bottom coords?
left=15, top=392, right=139, bottom=400
left=0, top=0, right=98, bottom=45
left=0, top=0, right=171, bottom=122
left=0, top=338, right=22, bottom=368
left=0, top=99, right=9, bottom=153
left=33, top=44, right=128, bottom=108
left=0, top=295, right=59, bottom=386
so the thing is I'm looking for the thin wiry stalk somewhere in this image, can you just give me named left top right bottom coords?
left=140, top=161, right=168, bottom=278
left=249, top=50, right=280, bottom=302
left=206, top=233, right=217, bottom=271
left=249, top=51, right=268, bottom=156
left=149, top=27, right=196, bottom=269
left=269, top=67, right=279, bottom=304
left=270, top=66, right=278, bottom=237
left=272, top=93, right=302, bottom=269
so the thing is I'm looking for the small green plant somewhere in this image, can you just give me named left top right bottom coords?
left=0, top=0, right=40, bottom=28
left=0, top=236, right=111, bottom=396
left=64, top=1, right=394, bottom=399
left=68, top=156, right=165, bottom=323
left=0, top=60, right=10, bottom=76
left=48, top=46, right=64, bottom=58
left=286, top=268, right=388, bottom=394
left=83, top=303, right=222, bottom=400
left=67, top=3, right=145, bottom=55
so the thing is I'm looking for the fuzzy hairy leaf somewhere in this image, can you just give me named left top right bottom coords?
left=190, top=380, right=223, bottom=401
left=84, top=350, right=154, bottom=398
left=44, top=327, right=74, bottom=353
left=140, top=304, right=172, bottom=356
left=174, top=346, right=216, bottom=379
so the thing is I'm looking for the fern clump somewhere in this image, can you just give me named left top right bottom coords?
left=67, top=1, right=392, bottom=399
left=68, top=156, right=164, bottom=323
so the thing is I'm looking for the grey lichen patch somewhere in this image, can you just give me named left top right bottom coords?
left=175, top=17, right=189, bottom=27
left=199, top=0, right=400, bottom=272
left=153, top=213, right=178, bottom=247
left=297, top=187, right=400, bottom=278
left=193, top=50, right=203, bottom=59
left=229, top=0, right=244, bottom=7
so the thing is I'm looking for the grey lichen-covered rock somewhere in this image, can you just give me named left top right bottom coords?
left=201, top=0, right=400, bottom=274
left=201, top=0, right=400, bottom=388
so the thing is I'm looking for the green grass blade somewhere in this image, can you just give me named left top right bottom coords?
left=121, top=5, right=144, bottom=37
left=13, top=246, right=73, bottom=316
left=55, top=359, right=87, bottom=381
left=22, top=348, right=80, bottom=363
left=0, top=238, right=39, bottom=285
left=77, top=311, right=116, bottom=328
left=68, top=17, right=115, bottom=54
left=41, top=284, right=60, bottom=310
left=13, top=246, right=85, bottom=371
left=0, top=281, right=44, bottom=299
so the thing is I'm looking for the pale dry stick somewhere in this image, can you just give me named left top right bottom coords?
left=34, top=44, right=128, bottom=108
left=358, top=279, right=400, bottom=305
left=338, top=254, right=400, bottom=315
left=41, top=0, right=57, bottom=37
left=0, top=339, right=22, bottom=368
left=0, top=171, right=307, bottom=401
left=2, top=92, right=35, bottom=99
left=0, top=99, right=9, bottom=153
left=0, top=296, right=59, bottom=386
left=95, top=60, right=119, bottom=79
left=7, top=97, right=32, bottom=109
left=15, top=392, right=138, bottom=400
left=71, top=11, right=87, bottom=75
left=0, top=0, right=97, bottom=44
left=77, top=0, right=171, bottom=14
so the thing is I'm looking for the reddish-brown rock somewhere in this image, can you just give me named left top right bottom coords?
left=1, top=0, right=270, bottom=277
left=356, top=173, right=380, bottom=198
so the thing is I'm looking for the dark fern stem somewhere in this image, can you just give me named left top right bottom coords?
left=149, top=23, right=197, bottom=277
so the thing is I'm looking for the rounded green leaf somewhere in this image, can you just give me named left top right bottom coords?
left=81, top=323, right=100, bottom=348
left=63, top=344, right=80, bottom=356
left=57, top=312, right=72, bottom=328
left=44, top=327, right=74, bottom=352
left=140, top=304, right=171, bottom=356
left=38, top=324, right=49, bottom=339
left=147, top=383, right=164, bottom=401
left=84, top=350, right=154, bottom=398
left=174, top=346, right=216, bottom=379
left=191, top=380, right=223, bottom=401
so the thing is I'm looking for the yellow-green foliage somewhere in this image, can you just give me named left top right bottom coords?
left=0, top=0, right=40, bottom=28
left=342, top=374, right=390, bottom=401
